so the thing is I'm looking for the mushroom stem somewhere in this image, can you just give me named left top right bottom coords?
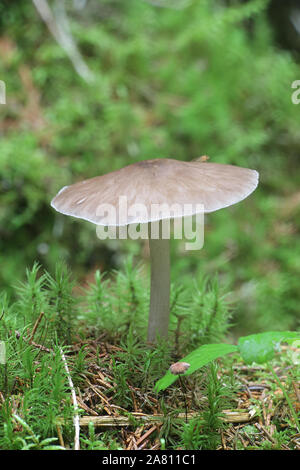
left=148, top=233, right=170, bottom=343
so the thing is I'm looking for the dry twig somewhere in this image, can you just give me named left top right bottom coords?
left=57, top=409, right=255, bottom=428
left=59, top=348, right=80, bottom=450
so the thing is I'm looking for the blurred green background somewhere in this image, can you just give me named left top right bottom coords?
left=0, top=0, right=299, bottom=335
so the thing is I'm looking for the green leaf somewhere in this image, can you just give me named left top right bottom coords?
left=154, top=343, right=238, bottom=392
left=238, top=331, right=300, bottom=364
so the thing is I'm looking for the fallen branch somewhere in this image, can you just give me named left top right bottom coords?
left=57, top=409, right=255, bottom=428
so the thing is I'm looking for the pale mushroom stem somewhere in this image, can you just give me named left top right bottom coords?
left=148, top=233, right=170, bottom=343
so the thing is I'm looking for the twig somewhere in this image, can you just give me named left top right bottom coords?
left=32, top=0, right=94, bottom=82
left=135, top=425, right=157, bottom=447
left=56, top=424, right=65, bottom=448
left=221, top=430, right=227, bottom=450
left=77, top=396, right=98, bottom=416
left=57, top=409, right=255, bottom=428
left=59, top=348, right=80, bottom=450
left=292, top=381, right=300, bottom=404
left=15, top=330, right=52, bottom=353
left=28, top=312, right=44, bottom=343
left=254, top=423, right=275, bottom=444
left=29, top=340, right=52, bottom=353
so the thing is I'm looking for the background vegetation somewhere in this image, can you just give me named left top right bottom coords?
left=1, top=0, right=299, bottom=335
left=0, top=0, right=299, bottom=451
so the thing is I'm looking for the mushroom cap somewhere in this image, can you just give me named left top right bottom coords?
left=169, top=362, right=191, bottom=375
left=51, top=159, right=259, bottom=226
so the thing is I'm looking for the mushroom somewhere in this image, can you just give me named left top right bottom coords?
left=51, top=158, right=259, bottom=343
left=169, top=361, right=191, bottom=422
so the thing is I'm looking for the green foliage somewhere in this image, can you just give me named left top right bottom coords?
left=0, top=264, right=78, bottom=449
left=1, top=0, right=300, bottom=450
left=81, top=260, right=233, bottom=348
left=14, top=262, right=48, bottom=325
left=2, top=414, right=64, bottom=450
left=0, top=262, right=235, bottom=448
left=155, top=330, right=299, bottom=391
left=174, top=276, right=234, bottom=348
left=0, top=0, right=299, bottom=336
left=5, top=261, right=77, bottom=344
left=45, top=262, right=77, bottom=343
left=0, top=346, right=73, bottom=449
left=238, top=331, right=300, bottom=364
left=178, top=415, right=204, bottom=450
left=0, top=261, right=298, bottom=449
left=83, top=261, right=149, bottom=338
left=80, top=422, right=122, bottom=450
left=173, top=363, right=232, bottom=450
left=269, top=364, right=299, bottom=432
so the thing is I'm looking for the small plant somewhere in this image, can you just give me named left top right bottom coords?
left=177, top=362, right=231, bottom=450
left=80, top=422, right=122, bottom=450
left=6, top=414, right=65, bottom=450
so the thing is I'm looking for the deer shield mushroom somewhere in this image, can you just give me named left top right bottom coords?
left=51, top=158, right=259, bottom=343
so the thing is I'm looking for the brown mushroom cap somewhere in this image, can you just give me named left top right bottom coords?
left=51, top=159, right=259, bottom=226
left=169, top=362, right=191, bottom=375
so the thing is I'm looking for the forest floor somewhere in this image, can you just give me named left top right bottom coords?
left=53, top=337, right=300, bottom=451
